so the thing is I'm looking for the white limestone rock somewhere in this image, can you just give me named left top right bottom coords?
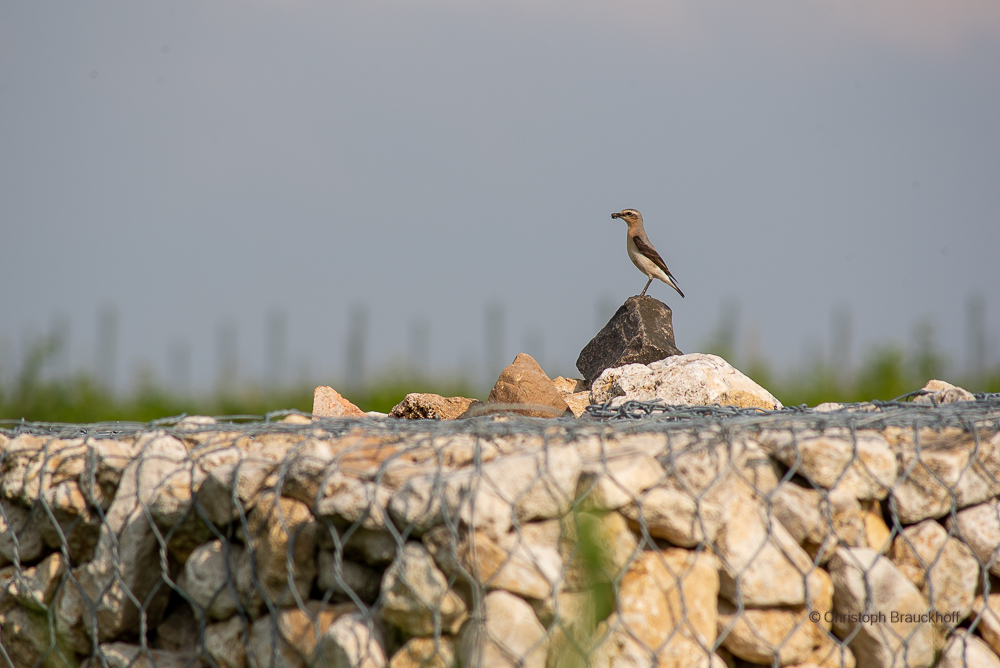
left=590, top=353, right=782, bottom=410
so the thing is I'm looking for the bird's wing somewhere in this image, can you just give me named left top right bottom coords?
left=633, top=233, right=685, bottom=297
left=632, top=234, right=670, bottom=274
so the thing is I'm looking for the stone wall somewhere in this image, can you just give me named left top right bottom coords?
left=2, top=401, right=1000, bottom=668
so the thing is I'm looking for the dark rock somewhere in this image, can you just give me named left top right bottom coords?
left=576, top=296, right=682, bottom=384
left=485, top=353, right=572, bottom=418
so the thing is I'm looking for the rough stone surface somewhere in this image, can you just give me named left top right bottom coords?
left=576, top=295, right=682, bottom=384
left=0, top=498, right=45, bottom=565
left=178, top=540, right=242, bottom=620
left=620, top=486, right=722, bottom=548
left=827, top=547, right=935, bottom=668
left=893, top=429, right=1000, bottom=524
left=714, top=483, right=819, bottom=607
left=758, top=428, right=896, bottom=500
left=381, top=543, right=468, bottom=636
left=76, top=434, right=187, bottom=640
left=947, top=500, right=1000, bottom=577
left=717, top=602, right=833, bottom=666
left=590, top=353, right=782, bottom=410
left=0, top=604, right=80, bottom=668
left=552, top=376, right=588, bottom=395
left=577, top=453, right=665, bottom=511
left=389, top=393, right=478, bottom=420
left=939, top=629, right=1000, bottom=668
left=423, top=524, right=561, bottom=600
left=458, top=590, right=548, bottom=668
left=84, top=643, right=188, bottom=668
left=912, top=379, right=976, bottom=405
left=616, top=548, right=720, bottom=653
left=38, top=481, right=101, bottom=563
left=317, top=551, right=382, bottom=603
left=973, top=594, right=1000, bottom=656
left=6, top=552, right=65, bottom=611
left=890, top=520, right=978, bottom=646
left=389, top=637, right=455, bottom=668
left=486, top=353, right=572, bottom=417
left=318, top=612, right=387, bottom=668
left=249, top=602, right=358, bottom=668
left=241, top=491, right=318, bottom=611
left=562, top=391, right=591, bottom=418
left=204, top=616, right=248, bottom=668
left=313, top=385, right=366, bottom=418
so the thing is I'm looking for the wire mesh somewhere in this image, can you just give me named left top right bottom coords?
left=2, top=397, right=1000, bottom=668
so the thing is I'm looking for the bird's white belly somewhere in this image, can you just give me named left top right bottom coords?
left=626, top=236, right=669, bottom=282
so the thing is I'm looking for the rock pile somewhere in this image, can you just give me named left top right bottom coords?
left=1, top=402, right=999, bottom=667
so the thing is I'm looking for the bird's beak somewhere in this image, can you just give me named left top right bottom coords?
left=610, top=212, right=621, bottom=219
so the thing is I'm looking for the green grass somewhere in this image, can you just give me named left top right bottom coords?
left=1, top=333, right=997, bottom=423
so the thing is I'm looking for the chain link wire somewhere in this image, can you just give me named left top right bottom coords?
left=2, top=397, right=1000, bottom=668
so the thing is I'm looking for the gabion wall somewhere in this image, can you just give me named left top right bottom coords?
left=2, top=399, right=1000, bottom=668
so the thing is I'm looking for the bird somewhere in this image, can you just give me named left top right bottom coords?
left=610, top=208, right=685, bottom=299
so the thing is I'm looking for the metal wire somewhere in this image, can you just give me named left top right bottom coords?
left=2, top=398, right=1000, bottom=667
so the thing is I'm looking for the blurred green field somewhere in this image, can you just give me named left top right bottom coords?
left=1, top=332, right=997, bottom=423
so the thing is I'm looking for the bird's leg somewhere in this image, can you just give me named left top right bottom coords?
left=639, top=278, right=653, bottom=297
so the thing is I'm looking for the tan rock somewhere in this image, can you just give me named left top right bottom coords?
left=890, top=520, right=978, bottom=647
left=590, top=612, right=727, bottom=668
left=84, top=642, right=187, bottom=668
left=621, top=486, right=722, bottom=548
left=577, top=453, right=665, bottom=511
left=827, top=547, right=934, bottom=668
left=248, top=601, right=358, bottom=668
left=241, top=492, right=318, bottom=611
left=79, top=438, right=138, bottom=510
left=422, top=524, right=561, bottom=600
left=758, top=428, right=896, bottom=501
left=972, top=594, right=1000, bottom=656
left=486, top=353, right=572, bottom=417
left=6, top=552, right=65, bottom=611
left=617, top=548, right=720, bottom=652
left=38, top=480, right=101, bottom=563
left=894, top=430, right=1000, bottom=524
left=947, top=499, right=1000, bottom=577
left=912, top=379, right=976, bottom=405
left=458, top=590, right=548, bottom=668
left=389, top=637, right=456, bottom=668
left=178, top=540, right=242, bottom=620
left=318, top=611, right=387, bottom=668
left=204, top=616, right=248, bottom=668
left=770, top=483, right=839, bottom=563
left=313, top=385, right=366, bottom=418
left=715, top=484, right=819, bottom=607
left=939, top=629, right=1000, bottom=668
left=552, top=377, right=587, bottom=394
left=563, top=391, right=591, bottom=418
left=717, top=603, right=824, bottom=666
left=589, top=353, right=782, bottom=410
left=861, top=500, right=892, bottom=554
left=76, top=434, right=187, bottom=640
left=389, top=393, right=478, bottom=420
left=381, top=543, right=468, bottom=636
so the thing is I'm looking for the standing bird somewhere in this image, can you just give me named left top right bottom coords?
left=611, top=208, right=685, bottom=299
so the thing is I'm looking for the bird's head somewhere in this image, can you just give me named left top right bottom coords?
left=611, top=209, right=642, bottom=225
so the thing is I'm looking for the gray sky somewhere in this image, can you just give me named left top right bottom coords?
left=2, top=1, right=999, bottom=393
